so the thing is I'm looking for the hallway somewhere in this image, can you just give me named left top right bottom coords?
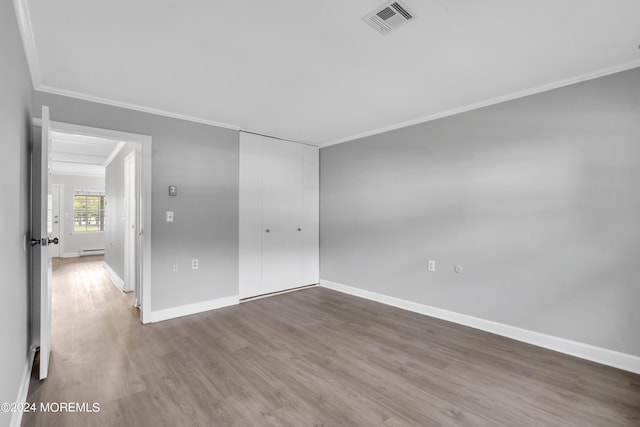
left=23, top=256, right=139, bottom=426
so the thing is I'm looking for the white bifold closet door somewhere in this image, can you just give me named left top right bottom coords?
left=261, top=137, right=303, bottom=294
left=239, top=132, right=319, bottom=299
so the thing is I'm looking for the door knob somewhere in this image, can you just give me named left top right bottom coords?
left=265, top=229, right=270, bottom=233
left=297, top=228, right=302, bottom=231
left=48, top=237, right=59, bottom=245
left=30, top=238, right=42, bottom=247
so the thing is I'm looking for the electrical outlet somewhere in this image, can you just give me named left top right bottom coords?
left=192, top=259, right=199, bottom=270
left=428, top=260, right=436, bottom=272
left=172, top=263, right=179, bottom=272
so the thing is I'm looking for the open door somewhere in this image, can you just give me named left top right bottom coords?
left=31, top=105, right=57, bottom=380
left=124, top=151, right=136, bottom=294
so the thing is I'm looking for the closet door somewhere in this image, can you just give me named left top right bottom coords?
left=301, top=144, right=319, bottom=285
left=239, top=133, right=263, bottom=299
left=261, top=138, right=303, bottom=294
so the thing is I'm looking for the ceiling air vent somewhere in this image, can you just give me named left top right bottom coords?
left=363, top=1, right=416, bottom=35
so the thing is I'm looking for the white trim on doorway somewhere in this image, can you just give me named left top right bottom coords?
left=49, top=184, right=62, bottom=257
left=123, top=151, right=136, bottom=293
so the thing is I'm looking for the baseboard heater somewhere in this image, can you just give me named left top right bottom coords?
left=79, top=248, right=104, bottom=256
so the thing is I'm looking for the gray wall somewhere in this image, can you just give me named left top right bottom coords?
left=51, top=174, right=106, bottom=255
left=0, top=1, right=32, bottom=425
left=105, top=144, right=136, bottom=280
left=320, top=68, right=640, bottom=357
left=33, top=92, right=239, bottom=311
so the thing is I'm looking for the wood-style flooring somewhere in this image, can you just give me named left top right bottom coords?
left=23, top=256, right=640, bottom=426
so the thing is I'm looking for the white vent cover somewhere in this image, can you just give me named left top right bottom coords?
left=363, top=1, right=416, bottom=35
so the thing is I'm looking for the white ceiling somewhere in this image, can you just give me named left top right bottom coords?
left=50, top=131, right=122, bottom=177
left=18, top=0, right=640, bottom=146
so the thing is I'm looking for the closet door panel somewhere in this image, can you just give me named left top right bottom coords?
left=261, top=138, right=303, bottom=294
left=239, top=133, right=264, bottom=298
left=302, top=145, right=319, bottom=285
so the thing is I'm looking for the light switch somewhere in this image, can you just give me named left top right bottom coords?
left=166, top=211, right=174, bottom=223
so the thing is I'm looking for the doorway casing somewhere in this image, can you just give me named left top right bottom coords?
left=34, top=118, right=152, bottom=323
left=48, top=184, right=62, bottom=258
left=124, top=151, right=137, bottom=296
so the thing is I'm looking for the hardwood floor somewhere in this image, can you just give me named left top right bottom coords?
left=23, top=256, right=640, bottom=426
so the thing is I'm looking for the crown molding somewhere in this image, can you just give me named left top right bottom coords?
left=13, top=0, right=41, bottom=87
left=37, top=84, right=241, bottom=131
left=322, top=59, right=640, bottom=147
left=12, top=0, right=239, bottom=132
left=50, top=162, right=105, bottom=177
left=13, top=0, right=640, bottom=146
left=104, top=141, right=127, bottom=168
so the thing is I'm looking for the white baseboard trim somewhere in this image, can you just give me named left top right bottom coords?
left=61, top=252, right=79, bottom=258
left=103, top=262, right=125, bottom=291
left=79, top=249, right=105, bottom=256
left=320, top=279, right=640, bottom=374
left=62, top=251, right=105, bottom=258
left=148, top=295, right=239, bottom=323
left=10, top=346, right=36, bottom=427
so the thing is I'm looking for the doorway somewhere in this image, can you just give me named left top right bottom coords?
left=35, top=115, right=152, bottom=323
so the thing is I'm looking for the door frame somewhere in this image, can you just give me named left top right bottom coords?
left=123, top=151, right=136, bottom=295
left=32, top=106, right=52, bottom=380
left=239, top=132, right=319, bottom=300
left=48, top=184, right=62, bottom=258
left=33, top=118, right=153, bottom=323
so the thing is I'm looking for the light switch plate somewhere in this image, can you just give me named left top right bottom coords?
left=166, top=211, right=174, bottom=223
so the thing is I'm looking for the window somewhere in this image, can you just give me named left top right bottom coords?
left=73, top=193, right=106, bottom=232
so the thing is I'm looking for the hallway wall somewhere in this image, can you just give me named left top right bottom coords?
left=105, top=143, right=136, bottom=282
left=0, top=1, right=34, bottom=425
left=33, top=92, right=240, bottom=313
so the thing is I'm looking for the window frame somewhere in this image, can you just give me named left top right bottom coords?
left=72, top=191, right=106, bottom=234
